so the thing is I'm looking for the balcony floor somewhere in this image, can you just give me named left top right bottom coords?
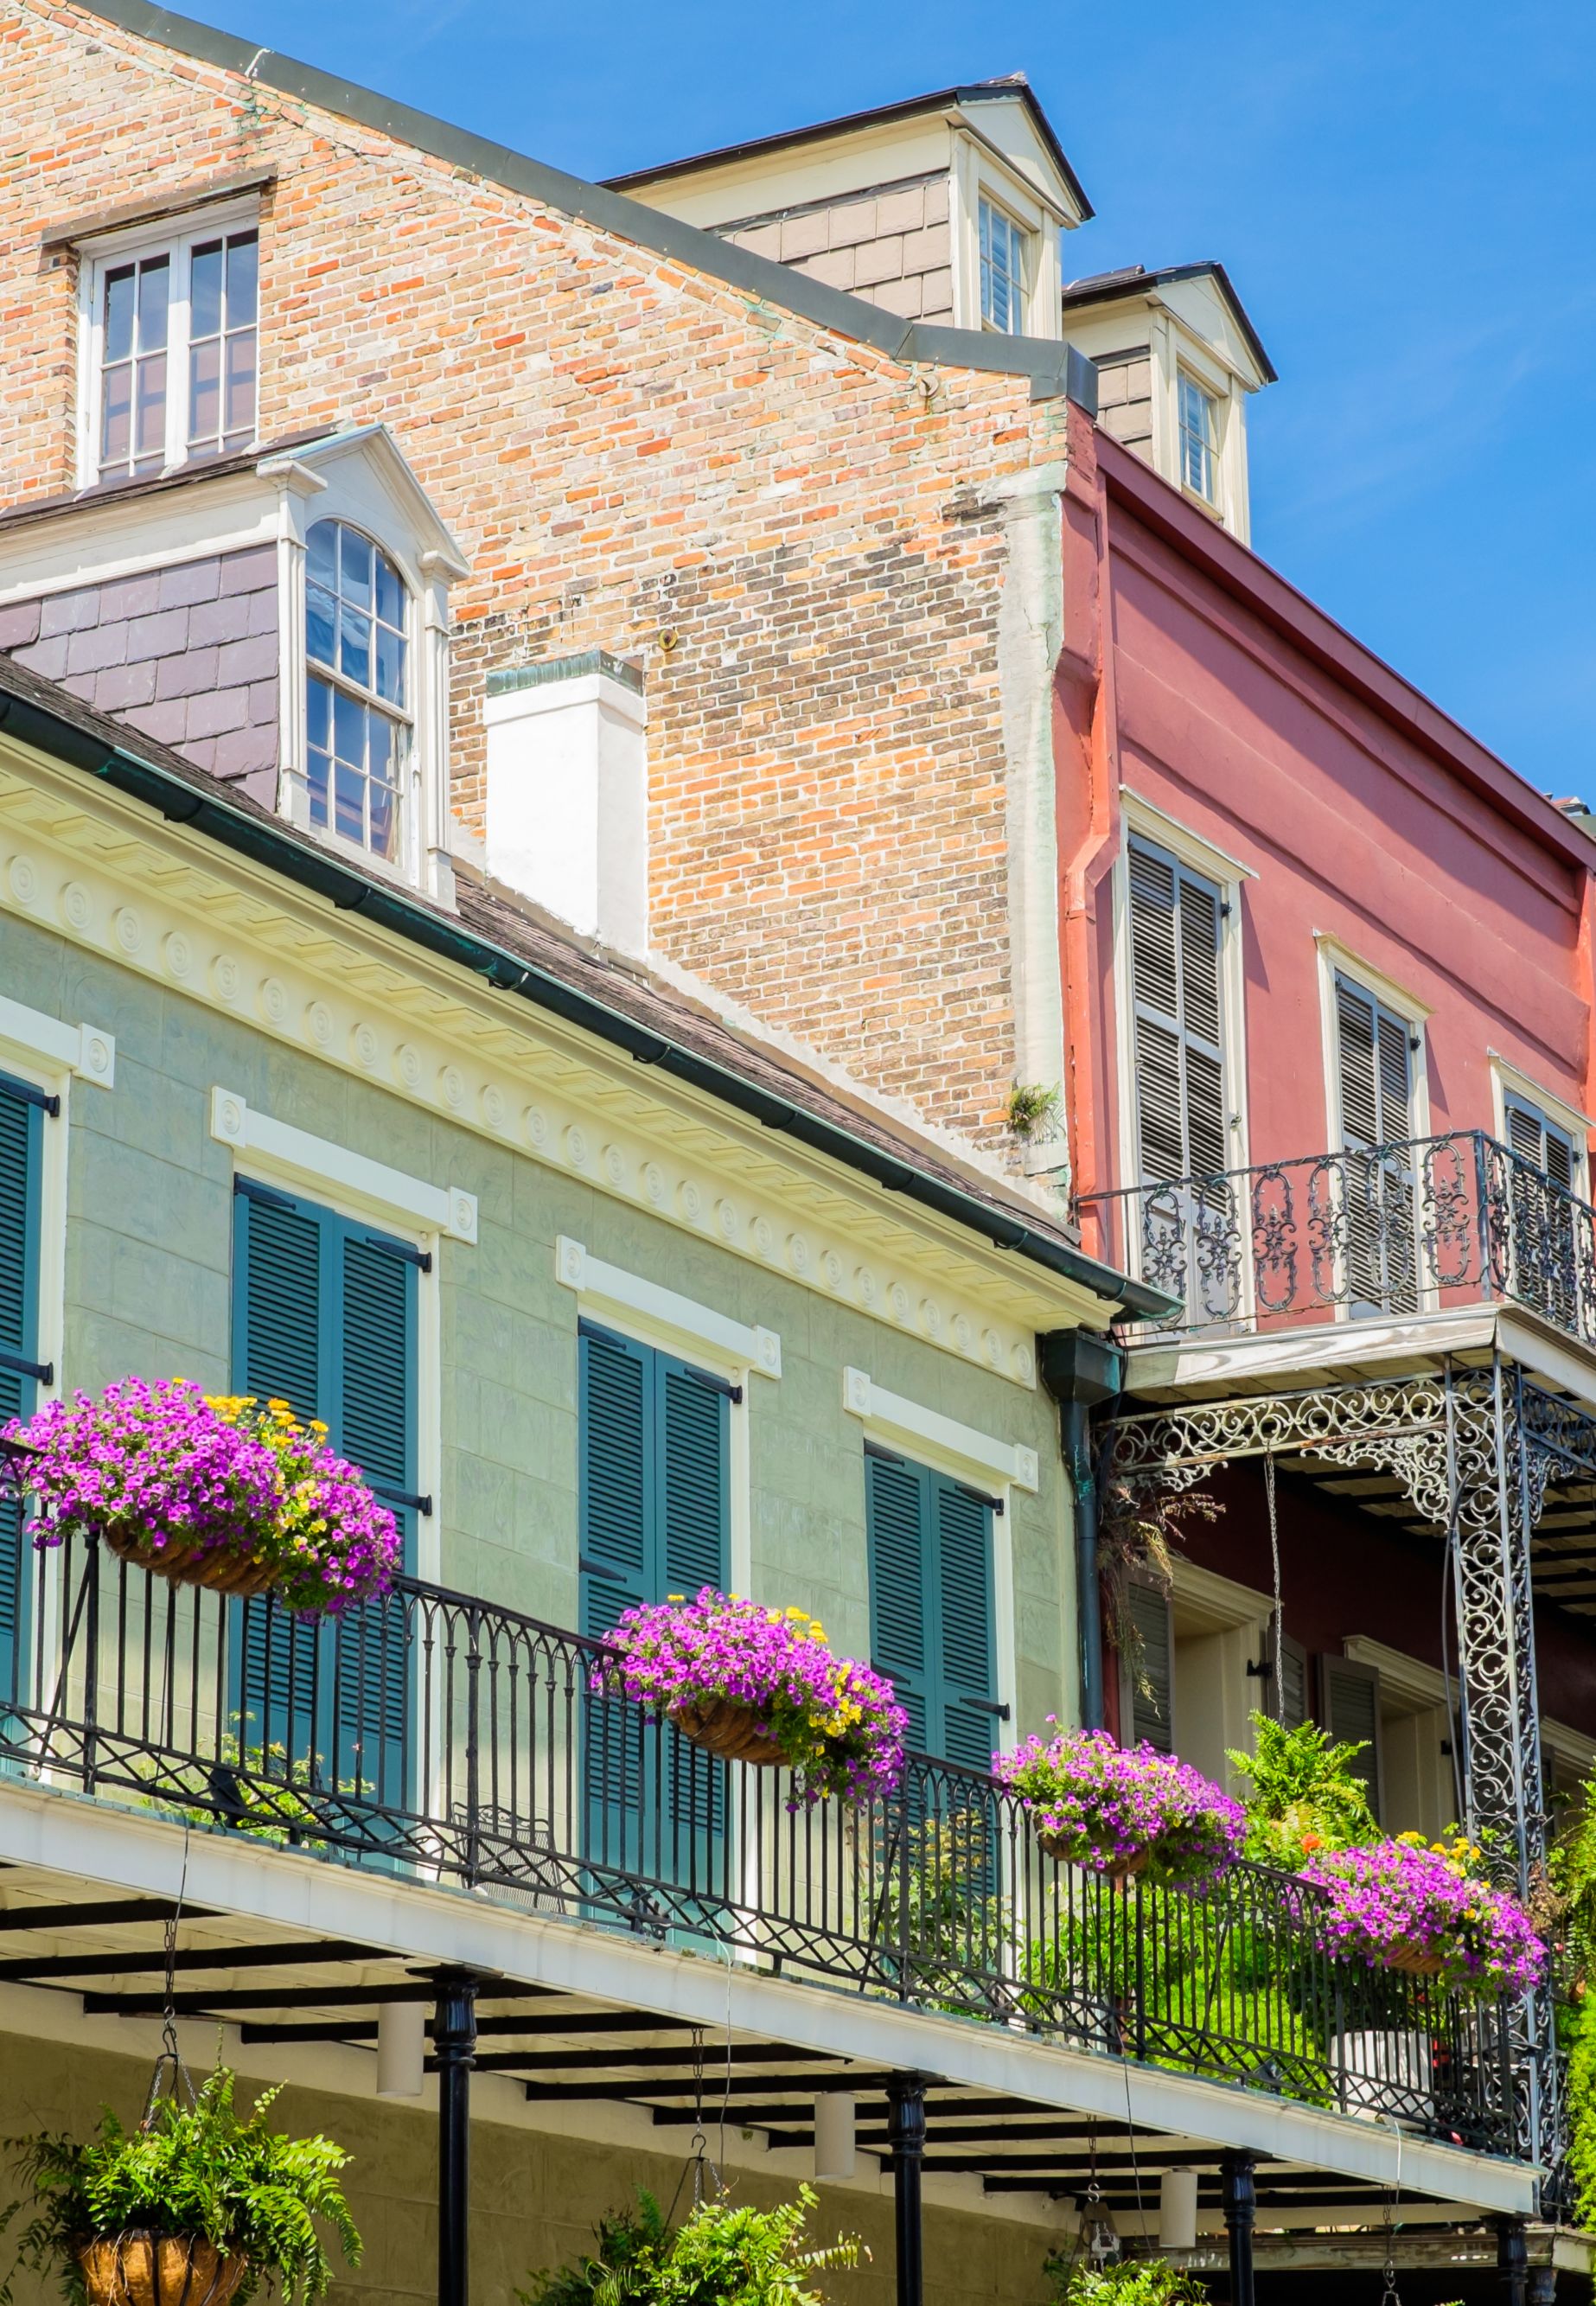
left=0, top=1764, right=1537, bottom=2231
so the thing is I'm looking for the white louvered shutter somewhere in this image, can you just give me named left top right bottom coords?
left=1335, top=978, right=1414, bottom=1153
left=1503, top=1093, right=1580, bottom=1325
left=1335, top=978, right=1419, bottom=1313
left=1127, top=840, right=1228, bottom=1185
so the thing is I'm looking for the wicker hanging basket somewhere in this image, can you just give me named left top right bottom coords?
left=1383, top=1937, right=1449, bottom=1980
left=99, top=1524, right=279, bottom=1600
left=670, top=1699, right=785, bottom=1767
left=78, top=2234, right=249, bottom=2306
left=1035, top=1830, right=1152, bottom=1882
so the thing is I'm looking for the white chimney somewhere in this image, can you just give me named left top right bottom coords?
left=484, top=650, right=648, bottom=954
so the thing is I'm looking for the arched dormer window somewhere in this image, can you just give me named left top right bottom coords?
left=304, top=519, right=411, bottom=862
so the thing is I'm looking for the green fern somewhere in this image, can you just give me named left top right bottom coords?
left=0, top=2066, right=360, bottom=2306
left=521, top=2186, right=860, bottom=2306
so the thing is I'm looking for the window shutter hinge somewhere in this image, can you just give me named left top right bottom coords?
left=368, top=1235, right=431, bottom=1271
left=234, top=1176, right=296, bottom=1209
left=0, top=1350, right=52, bottom=1384
left=370, top=1483, right=431, bottom=1517
left=955, top=1480, right=1004, bottom=1515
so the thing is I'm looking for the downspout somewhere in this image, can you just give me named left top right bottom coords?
left=1040, top=1328, right=1124, bottom=1732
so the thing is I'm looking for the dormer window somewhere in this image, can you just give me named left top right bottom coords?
left=1178, top=373, right=1220, bottom=507
left=83, top=210, right=259, bottom=483
left=305, top=520, right=410, bottom=861
left=979, top=196, right=1029, bottom=333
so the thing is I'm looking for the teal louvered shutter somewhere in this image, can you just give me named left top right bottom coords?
left=866, top=1451, right=997, bottom=1766
left=331, top=1228, right=418, bottom=1806
left=866, top=1450, right=930, bottom=1758
left=579, top=1323, right=653, bottom=1865
left=233, top=1184, right=325, bottom=1773
left=933, top=1478, right=999, bottom=1775
left=232, top=1185, right=418, bottom=1805
left=0, top=1075, right=46, bottom=1713
left=658, top=1355, right=730, bottom=1857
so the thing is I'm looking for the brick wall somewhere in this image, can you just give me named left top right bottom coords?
left=0, top=2, right=1079, bottom=1150
left=0, top=546, right=278, bottom=799
left=718, top=174, right=954, bottom=323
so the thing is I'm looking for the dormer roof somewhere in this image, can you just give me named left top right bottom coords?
left=604, top=73, right=1093, bottom=226
left=1061, top=259, right=1277, bottom=385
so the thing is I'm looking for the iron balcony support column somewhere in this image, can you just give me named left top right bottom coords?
left=1496, top=2216, right=1529, bottom=2306
left=434, top=1969, right=480, bottom=2306
left=884, top=2075, right=926, bottom=2306
left=1219, top=2151, right=1255, bottom=2306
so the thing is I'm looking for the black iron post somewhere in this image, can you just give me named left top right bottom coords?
left=434, top=1969, right=480, bottom=2306
left=1496, top=2217, right=1529, bottom=2306
left=1219, top=2151, right=1255, bottom=2306
left=884, top=2075, right=926, bottom=2306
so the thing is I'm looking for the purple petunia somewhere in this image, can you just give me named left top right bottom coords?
left=3, top=1378, right=399, bottom=1618
left=993, top=1726, right=1244, bottom=1891
left=1299, top=1838, right=1546, bottom=2001
left=597, top=1587, right=906, bottom=1807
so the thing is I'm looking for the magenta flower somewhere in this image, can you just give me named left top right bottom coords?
left=3, top=1378, right=399, bottom=1617
left=994, top=1726, right=1244, bottom=1891
left=1300, top=1838, right=1546, bottom=2000
left=597, top=1587, right=906, bottom=1807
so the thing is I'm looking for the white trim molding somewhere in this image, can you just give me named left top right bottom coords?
left=1120, top=790, right=1257, bottom=889
left=209, top=1086, right=478, bottom=1242
left=0, top=993, right=114, bottom=1089
left=841, top=1367, right=1038, bottom=1493
left=555, top=1237, right=781, bottom=1380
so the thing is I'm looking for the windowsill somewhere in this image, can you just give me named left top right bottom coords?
left=1179, top=482, right=1225, bottom=523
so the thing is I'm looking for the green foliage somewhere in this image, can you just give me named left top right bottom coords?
left=1024, top=1881, right=1331, bottom=2107
left=1227, top=1713, right=1377, bottom=1868
left=520, top=2188, right=859, bottom=2306
left=869, top=1813, right=1011, bottom=2013
left=519, top=2191, right=672, bottom=2306
left=1005, top=1082, right=1060, bottom=1143
left=1548, top=1779, right=1596, bottom=2231
left=1043, top=2244, right=1210, bottom=2303
left=1565, top=1985, right=1596, bottom=2233
left=0, top=2066, right=361, bottom=2306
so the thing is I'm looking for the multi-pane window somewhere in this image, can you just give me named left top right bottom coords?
left=978, top=196, right=1028, bottom=334
left=1178, top=374, right=1219, bottom=504
left=304, top=520, right=410, bottom=862
left=90, top=221, right=259, bottom=482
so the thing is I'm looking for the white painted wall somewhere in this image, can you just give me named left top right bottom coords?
left=484, top=668, right=648, bottom=953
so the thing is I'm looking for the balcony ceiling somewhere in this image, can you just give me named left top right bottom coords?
left=0, top=1864, right=1515, bottom=2232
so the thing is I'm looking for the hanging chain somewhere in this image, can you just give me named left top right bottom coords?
left=143, top=1824, right=193, bottom=2129
left=1266, top=1449, right=1283, bottom=1720
left=1380, top=2126, right=1404, bottom=2305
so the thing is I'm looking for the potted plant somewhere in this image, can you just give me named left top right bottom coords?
left=1301, top=1834, right=1547, bottom=1997
left=520, top=2184, right=860, bottom=2306
left=4, top=1377, right=400, bottom=1613
left=597, top=1587, right=905, bottom=1805
left=0, top=2064, right=360, bottom=2306
left=994, top=1726, right=1242, bottom=1890
left=1228, top=1713, right=1378, bottom=1869
left=1044, top=2244, right=1210, bottom=2303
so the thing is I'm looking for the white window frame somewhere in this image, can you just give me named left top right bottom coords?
left=75, top=197, right=260, bottom=489
left=1109, top=796, right=1254, bottom=1302
left=842, top=1365, right=1026, bottom=1747
left=1177, top=370, right=1221, bottom=507
left=303, top=516, right=414, bottom=867
left=1145, top=312, right=1253, bottom=540
left=0, top=996, right=115, bottom=1415
left=949, top=139, right=1063, bottom=338
left=1314, top=936, right=1432, bottom=1153
left=210, top=1086, right=470, bottom=1586
left=977, top=193, right=1031, bottom=335
left=556, top=1237, right=781, bottom=1598
left=1489, top=1056, right=1592, bottom=1198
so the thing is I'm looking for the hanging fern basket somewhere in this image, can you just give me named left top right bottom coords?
left=78, top=2233, right=250, bottom=2306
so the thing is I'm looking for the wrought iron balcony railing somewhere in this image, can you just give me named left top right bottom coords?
left=0, top=1527, right=1520, bottom=2156
left=1076, top=1129, right=1596, bottom=1345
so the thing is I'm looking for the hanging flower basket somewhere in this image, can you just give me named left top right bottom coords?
left=993, top=1727, right=1244, bottom=1892
left=668, top=1698, right=786, bottom=1767
left=79, top=2233, right=250, bottom=2306
left=597, top=1587, right=907, bottom=1805
left=3, top=1377, right=400, bottom=1616
left=1299, top=1836, right=1547, bottom=1999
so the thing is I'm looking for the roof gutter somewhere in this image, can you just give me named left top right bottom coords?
left=0, top=686, right=1171, bottom=1324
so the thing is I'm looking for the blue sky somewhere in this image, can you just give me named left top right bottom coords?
left=182, top=0, right=1594, bottom=799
